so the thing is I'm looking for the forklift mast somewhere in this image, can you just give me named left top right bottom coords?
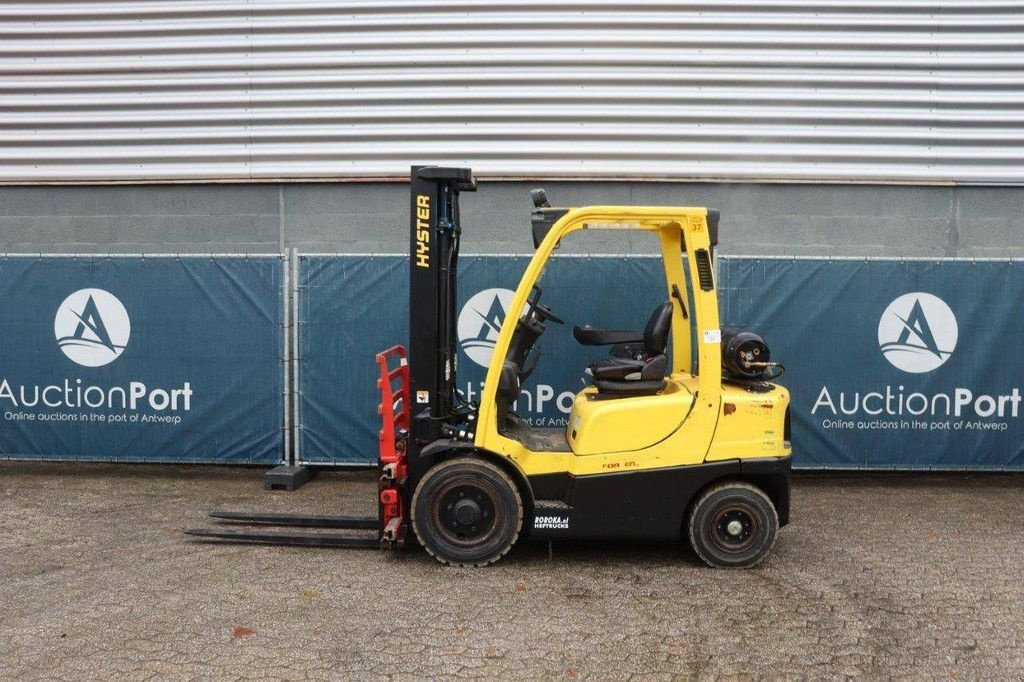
left=407, top=166, right=477, bottom=476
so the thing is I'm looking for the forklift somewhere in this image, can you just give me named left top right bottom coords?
left=188, top=166, right=792, bottom=569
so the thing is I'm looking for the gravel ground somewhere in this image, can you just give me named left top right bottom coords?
left=0, top=462, right=1021, bottom=680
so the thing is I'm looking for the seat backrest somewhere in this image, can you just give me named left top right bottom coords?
left=643, top=302, right=673, bottom=355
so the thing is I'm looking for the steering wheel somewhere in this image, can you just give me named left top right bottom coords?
left=533, top=302, right=564, bottom=325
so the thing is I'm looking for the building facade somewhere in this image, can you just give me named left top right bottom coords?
left=1, top=1, right=1021, bottom=256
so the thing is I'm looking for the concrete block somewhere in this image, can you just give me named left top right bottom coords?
left=285, top=214, right=406, bottom=253
left=955, top=187, right=1024, bottom=254
left=3, top=181, right=1021, bottom=260
left=120, top=184, right=278, bottom=217
left=283, top=183, right=402, bottom=216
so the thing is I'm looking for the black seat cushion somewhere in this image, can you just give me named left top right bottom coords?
left=585, top=302, right=672, bottom=395
left=589, top=357, right=645, bottom=381
left=593, top=378, right=666, bottom=395
left=591, top=355, right=669, bottom=395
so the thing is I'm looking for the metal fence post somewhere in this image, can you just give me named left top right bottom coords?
left=291, top=250, right=302, bottom=465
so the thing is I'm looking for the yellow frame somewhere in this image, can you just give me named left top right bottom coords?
left=473, top=206, right=790, bottom=478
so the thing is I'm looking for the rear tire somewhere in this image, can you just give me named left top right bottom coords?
left=411, top=457, right=523, bottom=567
left=688, top=481, right=778, bottom=569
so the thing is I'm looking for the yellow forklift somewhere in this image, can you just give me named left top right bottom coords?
left=189, top=167, right=792, bottom=569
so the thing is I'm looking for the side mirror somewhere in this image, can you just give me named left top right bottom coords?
left=530, top=188, right=551, bottom=208
left=529, top=188, right=567, bottom=249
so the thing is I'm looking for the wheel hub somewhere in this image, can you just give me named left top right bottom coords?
left=453, top=499, right=480, bottom=525
left=435, top=483, right=499, bottom=545
left=711, top=504, right=759, bottom=553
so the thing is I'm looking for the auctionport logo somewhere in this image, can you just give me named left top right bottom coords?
left=456, top=287, right=574, bottom=423
left=877, top=292, right=957, bottom=374
left=458, top=288, right=515, bottom=368
left=54, top=288, right=131, bottom=368
left=812, top=288, right=1016, bottom=430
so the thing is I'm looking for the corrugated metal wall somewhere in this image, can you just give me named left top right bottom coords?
left=1, top=1, right=1022, bottom=184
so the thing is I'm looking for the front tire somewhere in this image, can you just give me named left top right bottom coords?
left=411, top=457, right=523, bottom=567
left=688, top=481, right=778, bottom=569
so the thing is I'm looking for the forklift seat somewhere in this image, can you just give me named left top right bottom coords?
left=576, top=302, right=672, bottom=395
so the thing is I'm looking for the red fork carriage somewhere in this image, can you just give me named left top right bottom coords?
left=375, top=345, right=410, bottom=547
left=184, top=347, right=413, bottom=549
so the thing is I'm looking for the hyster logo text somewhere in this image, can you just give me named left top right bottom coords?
left=414, top=194, right=430, bottom=268
left=55, top=288, right=130, bottom=367
left=878, top=292, right=957, bottom=373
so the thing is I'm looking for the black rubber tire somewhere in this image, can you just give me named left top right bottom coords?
left=411, top=457, right=523, bottom=567
left=688, top=481, right=778, bottom=569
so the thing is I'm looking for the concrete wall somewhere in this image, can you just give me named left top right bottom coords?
left=1, top=182, right=1020, bottom=258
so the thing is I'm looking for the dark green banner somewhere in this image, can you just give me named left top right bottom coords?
left=721, top=257, right=1024, bottom=470
left=0, top=256, right=285, bottom=464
